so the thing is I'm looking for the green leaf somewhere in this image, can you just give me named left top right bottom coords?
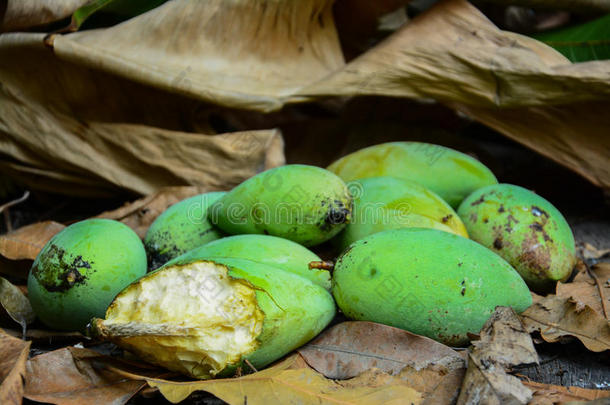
left=533, top=14, right=610, bottom=63
left=72, top=0, right=168, bottom=30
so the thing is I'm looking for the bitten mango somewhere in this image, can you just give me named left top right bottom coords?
left=91, top=257, right=335, bottom=379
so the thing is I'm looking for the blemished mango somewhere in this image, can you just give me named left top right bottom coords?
left=332, top=228, right=531, bottom=346
left=327, top=142, right=497, bottom=208
left=144, top=192, right=226, bottom=270
left=27, top=219, right=147, bottom=331
left=457, top=184, right=576, bottom=293
left=91, top=257, right=335, bottom=379
left=334, top=177, right=468, bottom=250
left=208, top=165, right=352, bottom=246
left=169, top=234, right=330, bottom=290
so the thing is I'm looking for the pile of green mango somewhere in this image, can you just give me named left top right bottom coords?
left=28, top=141, right=577, bottom=378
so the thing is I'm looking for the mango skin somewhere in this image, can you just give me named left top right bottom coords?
left=457, top=184, right=576, bottom=293
left=169, top=234, right=330, bottom=290
left=97, top=257, right=336, bottom=378
left=327, top=142, right=497, bottom=208
left=209, top=165, right=352, bottom=247
left=332, top=228, right=531, bottom=346
left=335, top=177, right=468, bottom=251
left=27, top=219, right=147, bottom=331
left=144, top=192, right=226, bottom=270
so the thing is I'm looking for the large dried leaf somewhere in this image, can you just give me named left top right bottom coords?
left=51, top=0, right=345, bottom=112
left=0, top=329, right=31, bottom=405
left=147, top=354, right=423, bottom=405
left=0, top=0, right=89, bottom=32
left=0, top=221, right=65, bottom=261
left=298, top=321, right=463, bottom=379
left=520, top=294, right=610, bottom=352
left=0, top=33, right=285, bottom=197
left=457, top=307, right=537, bottom=405
left=557, top=262, right=610, bottom=320
left=0, top=277, right=35, bottom=332
left=24, top=347, right=159, bottom=405
left=524, top=381, right=610, bottom=405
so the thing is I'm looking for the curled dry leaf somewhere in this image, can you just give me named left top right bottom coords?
left=524, top=380, right=610, bottom=405
left=24, top=346, right=162, bottom=405
left=147, top=353, right=423, bottom=405
left=0, top=0, right=90, bottom=32
left=457, top=307, right=537, bottom=405
left=557, top=262, right=610, bottom=320
left=520, top=295, right=610, bottom=352
left=0, top=277, right=35, bottom=333
left=298, top=321, right=465, bottom=404
left=0, top=329, right=31, bottom=405
left=0, top=221, right=65, bottom=261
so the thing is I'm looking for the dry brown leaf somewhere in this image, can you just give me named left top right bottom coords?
left=0, top=329, right=31, bottom=405
left=457, top=307, right=537, bottom=405
left=524, top=381, right=610, bottom=405
left=0, top=32, right=285, bottom=197
left=0, top=0, right=89, bottom=32
left=0, top=221, right=65, bottom=261
left=471, top=307, right=538, bottom=367
left=557, top=262, right=610, bottom=320
left=97, top=186, right=208, bottom=238
left=298, top=321, right=464, bottom=379
left=24, top=346, right=162, bottom=405
left=520, top=295, right=610, bottom=352
left=51, top=0, right=345, bottom=112
left=0, top=277, right=35, bottom=333
left=298, top=322, right=465, bottom=404
left=147, top=353, right=423, bottom=405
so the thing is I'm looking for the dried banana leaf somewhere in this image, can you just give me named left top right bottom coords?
left=51, top=0, right=345, bottom=112
left=0, top=33, right=284, bottom=197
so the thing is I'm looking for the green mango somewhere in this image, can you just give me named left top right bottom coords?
left=327, top=142, right=497, bottom=208
left=332, top=228, right=531, bottom=346
left=144, top=192, right=226, bottom=270
left=28, top=219, right=147, bottom=331
left=334, top=177, right=468, bottom=251
left=169, top=234, right=330, bottom=290
left=457, top=184, right=576, bottom=293
left=91, top=257, right=335, bottom=379
left=208, top=165, right=352, bottom=247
